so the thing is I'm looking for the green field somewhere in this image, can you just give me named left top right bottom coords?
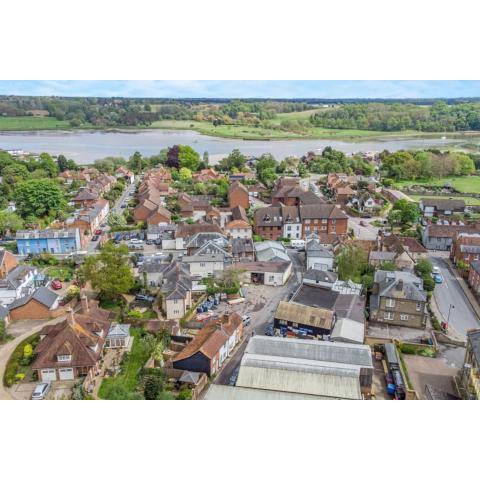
left=394, top=176, right=480, bottom=194
left=150, top=117, right=412, bottom=140
left=408, top=194, right=480, bottom=206
left=0, top=116, right=73, bottom=131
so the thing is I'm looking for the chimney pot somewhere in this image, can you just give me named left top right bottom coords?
left=81, top=295, right=89, bottom=313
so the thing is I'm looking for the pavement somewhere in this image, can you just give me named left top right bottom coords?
left=213, top=249, right=304, bottom=386
left=429, top=254, right=480, bottom=339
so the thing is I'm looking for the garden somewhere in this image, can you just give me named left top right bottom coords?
left=3, top=334, right=40, bottom=387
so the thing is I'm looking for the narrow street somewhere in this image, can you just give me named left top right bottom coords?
left=429, top=254, right=480, bottom=339
left=213, top=249, right=304, bottom=386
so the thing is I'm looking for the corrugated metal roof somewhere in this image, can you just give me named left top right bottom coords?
left=331, top=318, right=365, bottom=344
left=205, top=384, right=332, bottom=400
left=236, top=365, right=361, bottom=400
left=275, top=301, right=333, bottom=330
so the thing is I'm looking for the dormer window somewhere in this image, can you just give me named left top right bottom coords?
left=57, top=354, right=72, bottom=362
left=90, top=343, right=99, bottom=353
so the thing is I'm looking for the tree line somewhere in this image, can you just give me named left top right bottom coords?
left=310, top=101, right=480, bottom=132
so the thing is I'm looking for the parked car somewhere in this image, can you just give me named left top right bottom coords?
left=31, top=382, right=51, bottom=400
left=433, top=273, right=443, bottom=284
left=265, top=323, right=274, bottom=336
left=360, top=220, right=368, bottom=227
left=242, top=314, right=251, bottom=326
left=146, top=239, right=153, bottom=245
left=229, top=367, right=240, bottom=386
left=51, top=280, right=62, bottom=290
left=95, top=229, right=102, bottom=235
left=432, top=266, right=440, bottom=274
left=135, top=294, right=155, bottom=303
left=92, top=235, right=99, bottom=241
left=121, top=204, right=127, bottom=208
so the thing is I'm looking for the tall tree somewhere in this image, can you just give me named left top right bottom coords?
left=0, top=210, right=24, bottom=236
left=83, top=243, right=134, bottom=299
left=14, top=179, right=66, bottom=218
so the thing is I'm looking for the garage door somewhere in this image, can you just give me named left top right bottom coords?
left=41, top=369, right=57, bottom=382
left=59, top=368, right=74, bottom=380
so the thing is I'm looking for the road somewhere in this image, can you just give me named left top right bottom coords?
left=430, top=255, right=480, bottom=339
left=214, top=249, right=304, bottom=385
left=87, top=180, right=137, bottom=253
left=348, top=215, right=382, bottom=240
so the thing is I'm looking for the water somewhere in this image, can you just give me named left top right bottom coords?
left=0, top=128, right=471, bottom=165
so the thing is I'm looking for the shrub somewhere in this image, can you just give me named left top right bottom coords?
left=3, top=334, right=39, bottom=387
left=177, top=385, right=193, bottom=400
left=127, top=309, right=143, bottom=319
left=15, top=373, right=25, bottom=382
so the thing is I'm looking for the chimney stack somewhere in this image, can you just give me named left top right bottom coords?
left=67, top=307, right=75, bottom=325
left=81, top=294, right=89, bottom=313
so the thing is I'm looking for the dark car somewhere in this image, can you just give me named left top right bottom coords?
left=265, top=324, right=274, bottom=336
left=92, top=235, right=99, bottom=241
left=121, top=204, right=127, bottom=209
left=146, top=239, right=153, bottom=245
left=135, top=294, right=155, bottom=303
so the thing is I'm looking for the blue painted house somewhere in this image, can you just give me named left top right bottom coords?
left=16, top=228, right=82, bottom=255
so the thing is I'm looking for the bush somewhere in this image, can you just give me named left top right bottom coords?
left=3, top=334, right=39, bottom=387
left=177, top=384, right=193, bottom=400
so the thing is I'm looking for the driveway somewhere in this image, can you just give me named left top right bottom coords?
left=429, top=255, right=480, bottom=339
left=213, top=249, right=304, bottom=386
left=348, top=215, right=381, bottom=240
left=0, top=314, right=69, bottom=400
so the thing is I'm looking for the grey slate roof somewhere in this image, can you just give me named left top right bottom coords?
left=303, top=269, right=338, bottom=284
left=8, top=286, right=58, bottom=310
left=460, top=245, right=480, bottom=254
left=0, top=304, right=9, bottom=319
left=292, top=284, right=339, bottom=310
left=306, top=239, right=334, bottom=258
left=107, top=323, right=130, bottom=338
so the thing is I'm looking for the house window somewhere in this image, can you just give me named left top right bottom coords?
left=400, top=314, right=409, bottom=321
left=287, top=226, right=291, bottom=231
left=268, top=276, right=275, bottom=282
left=173, top=299, right=178, bottom=304
left=174, top=309, right=180, bottom=315
left=200, top=262, right=206, bottom=267
left=322, top=219, right=327, bottom=224
left=386, top=299, right=396, bottom=308
left=416, top=302, right=422, bottom=311
left=383, top=312, right=394, bottom=320
left=57, top=355, right=71, bottom=362
left=331, top=219, right=336, bottom=225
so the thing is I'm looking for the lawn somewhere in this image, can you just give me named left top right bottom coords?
left=0, top=116, right=72, bottom=131
left=394, top=176, right=480, bottom=194
left=44, top=266, right=75, bottom=281
left=408, top=194, right=480, bottom=206
left=98, top=328, right=149, bottom=399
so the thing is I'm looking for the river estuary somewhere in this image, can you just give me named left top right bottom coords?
left=0, top=128, right=473, bottom=164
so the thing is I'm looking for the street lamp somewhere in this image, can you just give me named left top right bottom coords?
left=448, top=304, right=455, bottom=324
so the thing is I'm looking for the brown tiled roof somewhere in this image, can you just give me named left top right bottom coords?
left=398, top=237, right=427, bottom=253
left=226, top=220, right=251, bottom=229
left=229, top=181, right=248, bottom=195
left=32, top=302, right=111, bottom=370
left=231, top=205, right=248, bottom=222
left=426, top=224, right=480, bottom=239
left=176, top=223, right=223, bottom=238
left=300, top=204, right=348, bottom=220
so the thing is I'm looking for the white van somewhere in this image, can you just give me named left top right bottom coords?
left=290, top=239, right=305, bottom=249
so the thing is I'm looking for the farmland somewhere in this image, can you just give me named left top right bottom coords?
left=0, top=116, right=73, bottom=131
left=394, top=176, right=480, bottom=194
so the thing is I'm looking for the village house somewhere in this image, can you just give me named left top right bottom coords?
left=450, top=232, right=480, bottom=268
left=254, top=202, right=348, bottom=241
left=467, top=261, right=480, bottom=295
left=369, top=270, right=427, bottom=329
left=174, top=223, right=223, bottom=250
left=419, top=198, right=466, bottom=217
left=271, top=182, right=325, bottom=207
left=224, top=205, right=252, bottom=239
left=0, top=248, right=18, bottom=279
left=115, top=166, right=135, bottom=184
left=192, top=168, right=225, bottom=183
left=422, top=223, right=480, bottom=251
left=73, top=188, right=99, bottom=208
left=8, top=286, right=60, bottom=321
left=0, top=263, right=39, bottom=307
left=60, top=169, right=92, bottom=184
left=459, top=329, right=480, bottom=399
left=305, top=237, right=334, bottom=271
left=16, top=228, right=82, bottom=255
left=172, top=312, right=244, bottom=376
left=182, top=253, right=225, bottom=277
left=231, top=238, right=255, bottom=263
left=32, top=296, right=112, bottom=384
left=228, top=181, right=250, bottom=210
left=66, top=198, right=110, bottom=234
left=348, top=192, right=377, bottom=212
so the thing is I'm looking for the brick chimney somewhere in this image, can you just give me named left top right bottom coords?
left=81, top=294, right=89, bottom=313
left=67, top=307, right=75, bottom=325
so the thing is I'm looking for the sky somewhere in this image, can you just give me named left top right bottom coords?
left=0, top=80, right=479, bottom=99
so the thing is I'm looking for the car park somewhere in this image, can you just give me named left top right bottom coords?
left=31, top=382, right=51, bottom=400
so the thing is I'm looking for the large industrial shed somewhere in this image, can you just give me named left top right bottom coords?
left=233, top=336, right=374, bottom=400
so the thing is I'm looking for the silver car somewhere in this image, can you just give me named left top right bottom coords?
left=31, top=382, right=51, bottom=400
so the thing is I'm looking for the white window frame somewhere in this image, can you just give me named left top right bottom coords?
left=57, top=354, right=72, bottom=362
left=386, top=299, right=396, bottom=308
left=400, top=314, right=409, bottom=321
left=383, top=312, right=394, bottom=320
left=416, top=302, right=422, bottom=311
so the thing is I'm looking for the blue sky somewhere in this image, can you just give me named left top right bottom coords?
left=0, top=80, right=479, bottom=98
